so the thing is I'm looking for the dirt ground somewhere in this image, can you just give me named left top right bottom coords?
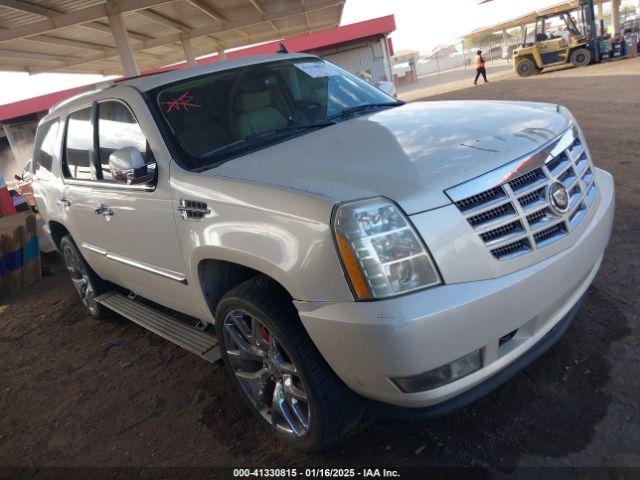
left=1, top=58, right=639, bottom=474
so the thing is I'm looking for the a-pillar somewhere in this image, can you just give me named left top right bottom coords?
left=106, top=1, right=140, bottom=77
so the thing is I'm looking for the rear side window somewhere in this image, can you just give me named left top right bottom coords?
left=33, top=119, right=60, bottom=176
left=97, top=101, right=150, bottom=181
left=64, top=106, right=94, bottom=180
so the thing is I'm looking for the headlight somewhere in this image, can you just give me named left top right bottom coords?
left=332, top=197, right=441, bottom=300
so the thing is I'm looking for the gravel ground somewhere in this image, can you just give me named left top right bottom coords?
left=1, top=58, right=639, bottom=475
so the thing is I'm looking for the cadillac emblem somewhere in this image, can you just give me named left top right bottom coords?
left=548, top=181, right=570, bottom=214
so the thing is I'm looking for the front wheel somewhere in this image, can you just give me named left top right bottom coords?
left=216, top=276, right=363, bottom=451
left=60, top=235, right=108, bottom=319
left=570, top=48, right=592, bottom=68
left=516, top=57, right=537, bottom=77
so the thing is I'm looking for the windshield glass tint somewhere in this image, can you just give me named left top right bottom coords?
left=153, top=58, right=396, bottom=169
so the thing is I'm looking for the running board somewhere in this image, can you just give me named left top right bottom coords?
left=96, top=292, right=221, bottom=363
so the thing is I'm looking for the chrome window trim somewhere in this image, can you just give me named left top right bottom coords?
left=61, top=97, right=157, bottom=192
left=64, top=178, right=154, bottom=192
left=446, top=125, right=577, bottom=202
left=81, top=242, right=187, bottom=284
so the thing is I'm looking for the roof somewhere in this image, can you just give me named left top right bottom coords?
left=51, top=52, right=312, bottom=112
left=463, top=0, right=597, bottom=39
left=0, top=14, right=395, bottom=122
left=0, top=0, right=345, bottom=75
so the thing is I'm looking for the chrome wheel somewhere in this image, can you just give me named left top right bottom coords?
left=63, top=244, right=98, bottom=315
left=223, top=309, right=311, bottom=437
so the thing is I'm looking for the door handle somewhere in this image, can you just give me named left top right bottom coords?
left=95, top=205, right=114, bottom=217
left=57, top=198, right=71, bottom=208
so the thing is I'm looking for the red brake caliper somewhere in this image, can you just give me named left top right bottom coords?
left=259, top=324, right=270, bottom=342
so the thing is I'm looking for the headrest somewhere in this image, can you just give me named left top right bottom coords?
left=235, top=90, right=271, bottom=112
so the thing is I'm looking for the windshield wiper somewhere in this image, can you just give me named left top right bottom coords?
left=201, top=121, right=336, bottom=161
left=328, top=101, right=404, bottom=121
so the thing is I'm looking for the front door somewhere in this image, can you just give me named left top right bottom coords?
left=60, top=99, right=198, bottom=317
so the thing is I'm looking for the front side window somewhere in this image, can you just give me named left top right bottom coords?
left=97, top=101, right=150, bottom=181
left=64, top=107, right=94, bottom=180
left=152, top=57, right=399, bottom=170
left=33, top=119, right=60, bottom=178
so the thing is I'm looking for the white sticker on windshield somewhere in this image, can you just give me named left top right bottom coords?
left=294, top=62, right=339, bottom=78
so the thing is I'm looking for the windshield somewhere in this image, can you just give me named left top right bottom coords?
left=151, top=57, right=399, bottom=170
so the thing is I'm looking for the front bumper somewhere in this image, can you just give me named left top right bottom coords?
left=296, top=168, right=614, bottom=408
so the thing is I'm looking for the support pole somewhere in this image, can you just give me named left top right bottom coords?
left=462, top=41, right=467, bottom=70
left=181, top=33, right=196, bottom=67
left=503, top=28, right=508, bottom=61
left=217, top=49, right=226, bottom=60
left=380, top=36, right=393, bottom=82
left=488, top=34, right=493, bottom=63
left=611, top=0, right=621, bottom=36
left=434, top=49, right=439, bottom=73
left=106, top=1, right=140, bottom=77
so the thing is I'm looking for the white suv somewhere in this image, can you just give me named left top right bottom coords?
left=33, top=53, right=614, bottom=451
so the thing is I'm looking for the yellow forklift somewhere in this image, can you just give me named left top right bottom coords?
left=513, top=0, right=600, bottom=76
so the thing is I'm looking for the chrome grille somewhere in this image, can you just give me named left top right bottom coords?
left=447, top=127, right=598, bottom=261
left=455, top=186, right=506, bottom=212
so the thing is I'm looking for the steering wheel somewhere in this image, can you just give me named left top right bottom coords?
left=289, top=100, right=323, bottom=123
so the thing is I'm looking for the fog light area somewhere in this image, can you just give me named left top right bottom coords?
left=392, top=350, right=483, bottom=393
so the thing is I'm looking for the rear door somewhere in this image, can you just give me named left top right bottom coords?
left=60, top=96, right=199, bottom=317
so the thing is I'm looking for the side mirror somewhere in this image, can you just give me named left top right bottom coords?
left=108, top=146, right=155, bottom=185
left=377, top=81, right=397, bottom=98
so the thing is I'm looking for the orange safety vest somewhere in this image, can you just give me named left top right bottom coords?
left=475, top=55, right=485, bottom=69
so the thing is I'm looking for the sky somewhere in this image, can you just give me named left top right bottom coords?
left=0, top=0, right=635, bottom=105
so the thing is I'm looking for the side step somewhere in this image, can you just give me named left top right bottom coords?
left=97, top=292, right=221, bottom=363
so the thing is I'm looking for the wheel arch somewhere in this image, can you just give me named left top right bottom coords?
left=48, top=220, right=71, bottom=250
left=197, top=257, right=294, bottom=318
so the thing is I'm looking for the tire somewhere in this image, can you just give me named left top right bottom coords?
left=216, top=276, right=364, bottom=451
left=570, top=48, right=592, bottom=68
left=60, top=235, right=109, bottom=319
left=516, top=57, right=537, bottom=77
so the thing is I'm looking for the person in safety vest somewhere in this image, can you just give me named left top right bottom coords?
left=474, top=50, right=489, bottom=85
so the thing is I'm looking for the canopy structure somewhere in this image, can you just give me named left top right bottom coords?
left=0, top=0, right=345, bottom=75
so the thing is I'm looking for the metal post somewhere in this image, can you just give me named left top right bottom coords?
left=462, top=41, right=467, bottom=70
left=181, top=33, right=196, bottom=67
left=106, top=1, right=140, bottom=77
left=612, top=0, right=621, bottom=36
left=2, top=124, right=22, bottom=173
left=380, top=36, right=393, bottom=82
left=503, top=28, right=509, bottom=61
left=489, top=34, right=493, bottom=63
left=434, top=49, right=439, bottom=73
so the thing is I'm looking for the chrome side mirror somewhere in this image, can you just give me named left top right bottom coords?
left=377, top=81, right=397, bottom=98
left=108, top=147, right=155, bottom=185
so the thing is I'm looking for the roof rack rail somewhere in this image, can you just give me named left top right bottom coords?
left=48, top=80, right=116, bottom=113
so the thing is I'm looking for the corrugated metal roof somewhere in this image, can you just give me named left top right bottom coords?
left=0, top=14, right=395, bottom=120
left=0, top=0, right=345, bottom=74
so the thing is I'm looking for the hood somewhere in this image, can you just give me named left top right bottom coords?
left=210, top=100, right=572, bottom=214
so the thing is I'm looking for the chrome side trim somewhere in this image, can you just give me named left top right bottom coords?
left=81, top=242, right=107, bottom=256
left=64, top=178, right=155, bottom=192
left=81, top=243, right=187, bottom=284
left=446, top=126, right=577, bottom=202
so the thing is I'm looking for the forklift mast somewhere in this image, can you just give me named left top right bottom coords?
left=580, top=0, right=600, bottom=62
